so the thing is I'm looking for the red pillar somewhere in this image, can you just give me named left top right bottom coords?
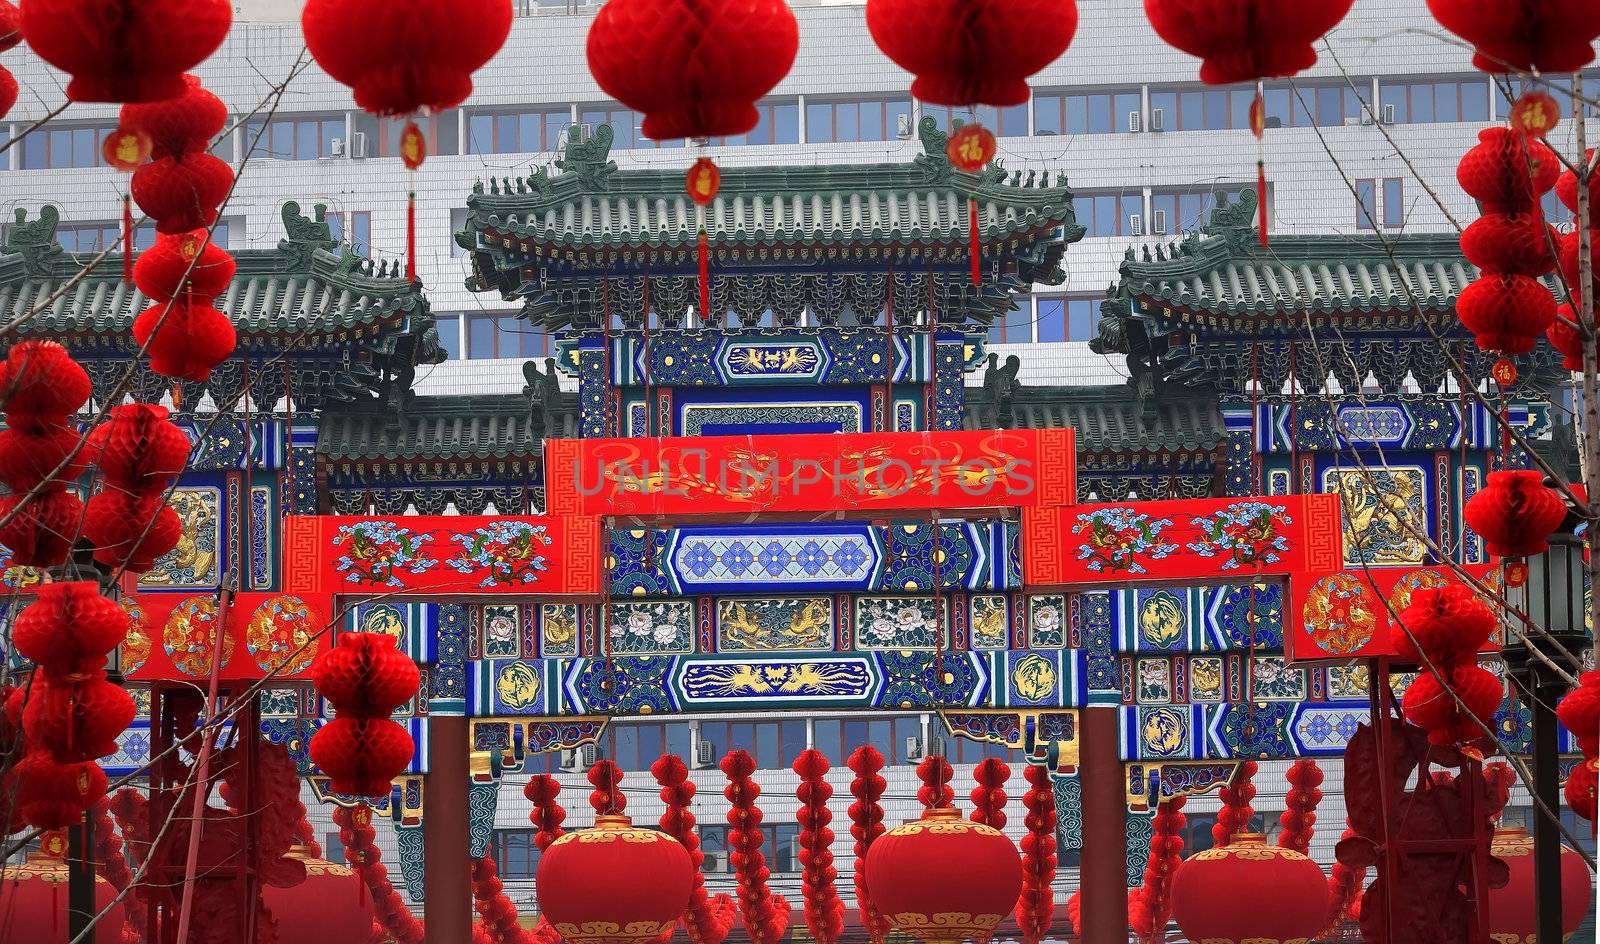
left=425, top=715, right=473, bottom=944
left=1079, top=705, right=1128, bottom=941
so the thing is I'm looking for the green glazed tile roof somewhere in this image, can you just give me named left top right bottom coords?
left=319, top=395, right=577, bottom=463
left=964, top=385, right=1224, bottom=456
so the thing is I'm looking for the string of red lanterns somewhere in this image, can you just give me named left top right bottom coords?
left=650, top=755, right=736, bottom=944
left=0, top=341, right=89, bottom=566
left=721, top=749, right=792, bottom=944
left=309, top=632, right=420, bottom=798
left=1275, top=759, right=1325, bottom=855
left=846, top=745, right=893, bottom=944
left=83, top=405, right=189, bottom=574
left=1015, top=765, right=1058, bottom=944
left=793, top=749, right=846, bottom=944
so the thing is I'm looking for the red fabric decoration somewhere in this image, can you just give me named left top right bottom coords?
left=722, top=749, right=791, bottom=944
left=1426, top=0, right=1600, bottom=74
left=0, top=64, right=16, bottom=122
left=302, top=0, right=512, bottom=118
left=1558, top=228, right=1600, bottom=305
left=0, top=1, right=19, bottom=52
left=792, top=749, right=845, bottom=944
left=1015, top=765, right=1057, bottom=944
left=847, top=746, right=892, bottom=944
left=0, top=489, right=83, bottom=567
left=914, top=754, right=954, bottom=810
left=1457, top=128, right=1560, bottom=214
left=1401, top=664, right=1504, bottom=747
left=1144, top=0, right=1353, bottom=85
left=134, top=231, right=236, bottom=302
left=313, top=632, right=421, bottom=716
left=1567, top=760, right=1598, bottom=821
left=130, top=152, right=234, bottom=234
left=969, top=757, right=1010, bottom=828
left=0, top=340, right=92, bottom=423
left=1455, top=273, right=1556, bottom=355
left=535, top=810, right=695, bottom=944
left=83, top=489, right=182, bottom=573
left=0, top=424, right=87, bottom=491
left=1557, top=670, right=1600, bottom=757
left=13, top=581, right=129, bottom=678
left=1171, top=833, right=1326, bottom=944
left=1549, top=304, right=1584, bottom=372
left=866, top=0, right=1076, bottom=106
left=1486, top=826, right=1591, bottom=939
left=651, top=755, right=733, bottom=944
left=335, top=804, right=424, bottom=944
left=1388, top=583, right=1497, bottom=665
left=1276, top=759, right=1324, bottom=856
left=19, top=0, right=232, bottom=103
left=120, top=74, right=228, bottom=159
left=1460, top=212, right=1557, bottom=277
left=86, top=404, right=191, bottom=491
left=1557, top=149, right=1599, bottom=227
left=1464, top=468, right=1567, bottom=558
left=23, top=671, right=136, bottom=763
left=12, top=750, right=108, bottom=829
left=587, top=0, right=798, bottom=140
left=309, top=715, right=415, bottom=797
left=863, top=806, right=1022, bottom=944
left=132, top=299, right=237, bottom=382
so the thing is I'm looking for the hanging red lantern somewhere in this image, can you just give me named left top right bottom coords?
left=1455, top=273, right=1556, bottom=355
left=0, top=64, right=15, bottom=122
left=12, top=751, right=107, bottom=829
left=313, top=632, right=421, bottom=716
left=0, top=423, right=86, bottom=491
left=131, top=299, right=236, bottom=382
left=0, top=831, right=127, bottom=944
left=1464, top=469, right=1568, bottom=558
left=22, top=671, right=136, bottom=764
left=1401, top=664, right=1504, bottom=747
left=12, top=582, right=130, bottom=677
left=130, top=152, right=234, bottom=234
left=867, top=0, right=1075, bottom=105
left=1457, top=128, right=1560, bottom=214
left=1509, top=91, right=1562, bottom=140
left=83, top=489, right=182, bottom=573
left=1557, top=149, right=1599, bottom=228
left=0, top=489, right=84, bottom=568
left=1548, top=304, right=1585, bottom=372
left=1567, top=760, right=1598, bottom=821
left=535, top=812, right=695, bottom=944
left=864, top=807, right=1023, bottom=944
left=1485, top=826, right=1591, bottom=939
left=119, top=74, right=228, bottom=160
left=1388, top=584, right=1497, bottom=665
left=1557, top=671, right=1600, bottom=757
left=0, top=1, right=19, bottom=52
left=1460, top=213, right=1557, bottom=277
left=134, top=231, right=236, bottom=302
left=1557, top=228, right=1600, bottom=305
left=309, top=715, right=415, bottom=797
left=0, top=340, right=91, bottom=424
left=1144, top=0, right=1353, bottom=85
left=1426, top=0, right=1600, bottom=74
left=85, top=404, right=192, bottom=490
left=1170, top=833, right=1325, bottom=943
left=18, top=0, right=233, bottom=104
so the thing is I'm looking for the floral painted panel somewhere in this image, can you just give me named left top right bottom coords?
left=482, top=604, right=522, bottom=658
left=1323, top=466, right=1427, bottom=566
left=717, top=598, right=834, bottom=651
left=969, top=595, right=1009, bottom=650
left=1028, top=595, right=1066, bottom=648
left=540, top=603, right=579, bottom=658
left=446, top=520, right=553, bottom=588
left=1189, top=657, right=1224, bottom=702
left=141, top=488, right=222, bottom=589
left=1184, top=500, right=1294, bottom=571
left=853, top=597, right=948, bottom=651
left=1136, top=659, right=1173, bottom=704
left=1250, top=656, right=1307, bottom=701
left=606, top=601, right=694, bottom=655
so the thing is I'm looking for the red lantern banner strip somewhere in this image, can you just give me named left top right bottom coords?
left=546, top=429, right=1075, bottom=519
left=282, top=515, right=603, bottom=596
left=653, top=755, right=734, bottom=944
left=846, top=746, right=892, bottom=944
left=793, top=749, right=845, bottom=944
left=122, top=590, right=334, bottom=683
left=335, top=804, right=424, bottom=944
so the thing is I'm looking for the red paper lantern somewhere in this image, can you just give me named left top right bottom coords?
left=132, top=299, right=237, bottom=382
left=130, top=152, right=234, bottom=234
left=1460, top=213, right=1557, bottom=277
left=865, top=0, right=1074, bottom=106
left=308, top=715, right=415, bottom=797
left=864, top=807, right=1023, bottom=944
left=1557, top=671, right=1600, bottom=757
left=0, top=64, right=16, bottom=122
left=1426, top=0, right=1600, bottom=74
left=302, top=0, right=513, bottom=118
left=262, top=846, right=375, bottom=942
left=0, top=832, right=126, bottom=943
left=312, top=632, right=420, bottom=715
left=1548, top=304, right=1584, bottom=372
left=1455, top=273, right=1557, bottom=355
left=134, top=230, right=236, bottom=302
left=0, top=424, right=86, bottom=490
left=0, top=1, right=19, bottom=52
left=0, top=340, right=91, bottom=424
left=1401, top=664, right=1503, bottom=747
left=1486, top=826, right=1591, bottom=939
left=13, top=581, right=129, bottom=677
left=1557, top=149, right=1599, bottom=228
left=83, top=489, right=182, bottom=573
left=119, top=74, right=228, bottom=160
left=1457, top=128, right=1560, bottom=214
left=11, top=751, right=107, bottom=829
left=1144, top=0, right=1353, bottom=85
left=536, top=813, right=695, bottom=944
left=1389, top=584, right=1497, bottom=665
left=22, top=671, right=136, bottom=764
left=18, top=0, right=232, bottom=103
left=587, top=0, right=798, bottom=139
left=1558, top=228, right=1600, bottom=306
left=0, top=489, right=84, bottom=568
left=1567, top=760, right=1598, bottom=821
left=85, top=404, right=192, bottom=490
left=1464, top=469, right=1568, bottom=558
left=1169, top=833, right=1326, bottom=944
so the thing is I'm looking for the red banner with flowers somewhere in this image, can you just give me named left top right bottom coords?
left=1287, top=563, right=1502, bottom=665
left=120, top=590, right=335, bottom=683
left=281, top=515, right=603, bottom=597
left=1022, top=494, right=1344, bottom=588
left=544, top=429, right=1074, bottom=518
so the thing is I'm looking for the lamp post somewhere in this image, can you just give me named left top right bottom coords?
left=1501, top=526, right=1590, bottom=944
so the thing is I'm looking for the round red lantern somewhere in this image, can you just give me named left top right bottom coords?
left=85, top=404, right=192, bottom=490
left=866, top=0, right=1075, bottom=107
left=19, top=0, right=233, bottom=104
left=0, top=423, right=86, bottom=491
left=262, top=844, right=375, bottom=941
left=313, top=632, right=421, bottom=716
left=864, top=806, right=1022, bottom=943
left=22, top=671, right=137, bottom=764
left=1455, top=273, right=1556, bottom=355
left=0, top=65, right=16, bottom=122
left=1557, top=229, right=1600, bottom=307
left=0, top=339, right=91, bottom=424
left=11, top=751, right=107, bottom=830
left=0, top=489, right=84, bottom=568
left=83, top=489, right=182, bottom=574
left=134, top=230, right=236, bottom=302
left=119, top=74, right=228, bottom=160
left=1557, top=150, right=1599, bottom=228
left=1390, top=584, right=1497, bottom=665
left=1460, top=213, right=1557, bottom=277
left=1426, top=0, right=1600, bottom=74
left=130, top=152, right=234, bottom=234
left=0, top=1, right=19, bottom=52
left=132, top=299, right=237, bottom=382
left=1458, top=129, right=1560, bottom=214
left=588, top=0, right=798, bottom=140
left=1548, top=305, right=1584, bottom=372
left=1144, top=0, right=1354, bottom=85
left=1169, top=833, right=1326, bottom=944
left=13, top=581, right=129, bottom=677
left=1557, top=671, right=1600, bottom=757
left=947, top=124, right=998, bottom=173
left=0, top=831, right=127, bottom=943
left=535, top=813, right=694, bottom=944
left=1486, top=826, right=1591, bottom=940
left=302, top=0, right=513, bottom=117
left=1464, top=469, right=1568, bottom=558
left=1567, top=760, right=1598, bottom=821
left=309, top=715, right=415, bottom=797
left=1402, top=664, right=1504, bottom=747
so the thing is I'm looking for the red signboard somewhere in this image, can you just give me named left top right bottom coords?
left=544, top=429, right=1074, bottom=518
left=1022, top=494, right=1343, bottom=588
left=120, top=591, right=335, bottom=683
left=1287, top=563, right=1502, bottom=665
left=282, top=516, right=603, bottom=597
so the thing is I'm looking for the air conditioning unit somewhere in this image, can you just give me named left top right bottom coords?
left=1381, top=104, right=1396, bottom=125
left=350, top=132, right=368, bottom=159
left=329, top=137, right=346, bottom=157
left=1152, top=210, right=1168, bottom=236
left=904, top=735, right=925, bottom=761
left=693, top=739, right=717, bottom=769
left=1265, top=116, right=1284, bottom=130
left=896, top=113, right=913, bottom=139
left=1360, top=109, right=1375, bottom=125
left=560, top=743, right=601, bottom=770
left=1127, top=111, right=1143, bottom=133
left=1129, top=213, right=1144, bottom=236
left=1149, top=108, right=1165, bottom=132
left=1343, top=116, right=1363, bottom=126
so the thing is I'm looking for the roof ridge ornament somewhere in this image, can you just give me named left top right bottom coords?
left=914, top=115, right=954, bottom=182
left=556, top=122, right=618, bottom=192
left=6, top=207, right=64, bottom=273
left=279, top=201, right=336, bottom=270
left=1202, top=189, right=1261, bottom=253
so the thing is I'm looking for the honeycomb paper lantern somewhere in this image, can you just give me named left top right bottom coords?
left=1557, top=671, right=1600, bottom=757
left=11, top=751, right=107, bottom=830
left=1388, top=584, right=1497, bottom=665
left=0, top=340, right=91, bottom=423
left=308, top=716, right=415, bottom=798
left=0, top=489, right=84, bottom=567
left=1427, top=0, right=1600, bottom=74
left=0, top=64, right=15, bottom=122
left=22, top=672, right=136, bottom=764
left=132, top=299, right=237, bottom=382
left=1457, top=128, right=1560, bottom=214
left=119, top=73, right=228, bottom=159
left=1548, top=305, right=1584, bottom=372
left=1463, top=469, right=1567, bottom=558
left=1556, top=149, right=1599, bottom=228
left=312, top=632, right=421, bottom=716
left=130, top=152, right=234, bottom=234
left=83, top=490, right=182, bottom=573
left=19, top=0, right=233, bottom=103
left=1455, top=273, right=1557, bottom=355
left=1459, top=212, right=1557, bottom=277
left=1144, top=0, right=1354, bottom=85
left=85, top=404, right=192, bottom=490
left=12, top=581, right=130, bottom=677
left=0, top=424, right=86, bottom=491
left=134, top=231, right=236, bottom=303
left=0, top=1, right=19, bottom=53
left=1567, top=760, right=1598, bottom=821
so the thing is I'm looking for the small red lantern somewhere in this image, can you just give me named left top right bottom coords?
left=0, top=830, right=127, bottom=943
left=536, top=813, right=695, bottom=944
left=1144, top=0, right=1354, bottom=85
left=686, top=159, right=721, bottom=207
left=85, top=404, right=192, bottom=491
left=131, top=152, right=234, bottom=234
left=400, top=121, right=427, bottom=171
left=19, top=0, right=233, bottom=103
left=1510, top=91, right=1562, bottom=140
left=1464, top=468, right=1568, bottom=558
left=309, top=715, right=415, bottom=797
left=1567, top=760, right=1598, bottom=821
left=12, top=582, right=130, bottom=677
left=22, top=671, right=136, bottom=764
left=1558, top=228, right=1600, bottom=308
left=312, top=632, right=421, bottom=715
left=1486, top=826, right=1591, bottom=939
left=102, top=124, right=154, bottom=170
left=1389, top=584, right=1496, bottom=665
left=1557, top=671, right=1600, bottom=757
left=119, top=73, right=227, bottom=160
left=1457, top=128, right=1560, bottom=214
left=83, top=489, right=182, bottom=573
left=1426, top=0, right=1600, bottom=74
left=867, top=0, right=1076, bottom=106
left=947, top=124, right=997, bottom=173
left=864, top=807, right=1023, bottom=944
left=0, top=340, right=91, bottom=423
left=131, top=299, right=237, bottom=382
left=134, top=231, right=236, bottom=302
left=1459, top=212, right=1557, bottom=277
left=1169, top=833, right=1326, bottom=944
left=1455, top=273, right=1556, bottom=356
left=0, top=489, right=84, bottom=568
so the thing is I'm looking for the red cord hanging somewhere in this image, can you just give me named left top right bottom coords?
left=687, top=158, right=720, bottom=321
left=947, top=124, right=996, bottom=286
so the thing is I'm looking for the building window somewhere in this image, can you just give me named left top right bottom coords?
left=243, top=114, right=346, bottom=160
left=696, top=719, right=806, bottom=770
left=20, top=123, right=117, bottom=169
left=810, top=716, right=922, bottom=766
left=987, top=299, right=1034, bottom=344
left=1382, top=177, right=1405, bottom=228
left=1378, top=77, right=1489, bottom=124
left=1149, top=184, right=1268, bottom=235
left=1356, top=179, right=1377, bottom=229
left=804, top=97, right=913, bottom=143
left=602, top=722, right=692, bottom=772
left=713, top=100, right=800, bottom=146
left=324, top=833, right=347, bottom=865
left=1260, top=82, right=1367, bottom=129
left=466, top=106, right=570, bottom=155
left=579, top=106, right=677, bottom=149
left=491, top=829, right=542, bottom=880
left=1036, top=295, right=1100, bottom=343
left=1073, top=191, right=1144, bottom=238
left=948, top=735, right=1021, bottom=765
left=466, top=313, right=553, bottom=359
left=925, top=103, right=1028, bottom=137
left=1034, top=89, right=1141, bottom=135
left=52, top=221, right=157, bottom=253
left=325, top=210, right=372, bottom=255
left=1147, top=87, right=1255, bottom=131
left=1495, top=73, right=1600, bottom=121
left=699, top=824, right=800, bottom=874
left=434, top=315, right=461, bottom=360
left=356, top=111, right=460, bottom=159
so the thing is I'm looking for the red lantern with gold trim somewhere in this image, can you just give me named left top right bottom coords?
left=863, top=807, right=1023, bottom=944
left=535, top=813, right=695, bottom=944
left=0, top=830, right=126, bottom=943
left=1485, top=826, right=1591, bottom=941
left=1169, top=833, right=1326, bottom=944
left=19, top=0, right=232, bottom=103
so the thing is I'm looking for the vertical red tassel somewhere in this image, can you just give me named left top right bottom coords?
left=122, top=194, right=134, bottom=284
left=1250, top=84, right=1269, bottom=248
left=698, top=226, right=711, bottom=319
left=1257, top=162, right=1269, bottom=248
left=969, top=197, right=980, bottom=285
left=406, top=191, right=417, bottom=283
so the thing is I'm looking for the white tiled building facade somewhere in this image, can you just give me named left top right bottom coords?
left=3, top=0, right=1591, bottom=932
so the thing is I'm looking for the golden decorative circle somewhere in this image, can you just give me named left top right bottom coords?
left=1302, top=572, right=1378, bottom=656
left=246, top=594, right=320, bottom=675
left=119, top=597, right=151, bottom=673
left=1387, top=569, right=1450, bottom=616
left=163, top=596, right=235, bottom=677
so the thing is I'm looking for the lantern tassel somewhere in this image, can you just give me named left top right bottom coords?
left=969, top=197, right=980, bottom=285
left=1250, top=83, right=1269, bottom=248
left=1257, top=161, right=1269, bottom=248
left=406, top=191, right=417, bottom=283
left=698, top=221, right=711, bottom=319
left=123, top=194, right=134, bottom=285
